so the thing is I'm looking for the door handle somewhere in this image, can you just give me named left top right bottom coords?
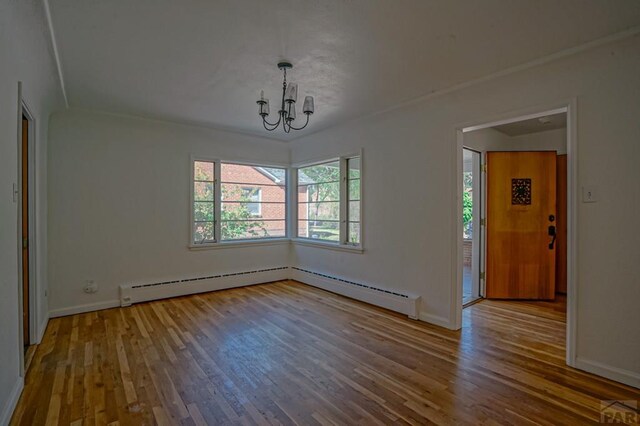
left=548, top=225, right=556, bottom=249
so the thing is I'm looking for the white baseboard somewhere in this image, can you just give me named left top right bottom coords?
left=49, top=300, right=121, bottom=318
left=120, top=267, right=290, bottom=306
left=36, top=315, right=49, bottom=344
left=418, top=311, right=455, bottom=329
left=291, top=268, right=420, bottom=318
left=575, top=357, right=640, bottom=389
left=0, top=376, right=24, bottom=426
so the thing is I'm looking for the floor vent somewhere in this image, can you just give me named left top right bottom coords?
left=120, top=266, right=290, bottom=306
left=291, top=267, right=420, bottom=319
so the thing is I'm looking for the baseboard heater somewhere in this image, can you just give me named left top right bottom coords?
left=290, top=267, right=420, bottom=319
left=119, top=266, right=289, bottom=307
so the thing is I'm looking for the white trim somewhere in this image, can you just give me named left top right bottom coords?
left=0, top=376, right=24, bottom=426
left=462, top=107, right=568, bottom=133
left=294, top=150, right=363, bottom=250
left=453, top=100, right=578, bottom=368
left=566, top=98, right=579, bottom=367
left=574, top=358, right=640, bottom=389
left=188, top=238, right=290, bottom=250
left=292, top=238, right=363, bottom=253
left=43, top=0, right=68, bottom=107
left=20, top=101, right=39, bottom=348
left=36, top=315, right=49, bottom=345
left=49, top=300, right=121, bottom=318
left=418, top=311, right=454, bottom=329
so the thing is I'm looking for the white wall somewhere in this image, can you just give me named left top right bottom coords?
left=464, top=127, right=567, bottom=153
left=47, top=109, right=291, bottom=315
left=290, top=34, right=640, bottom=386
left=0, top=0, right=65, bottom=422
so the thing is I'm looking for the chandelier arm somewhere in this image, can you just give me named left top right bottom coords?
left=262, top=114, right=281, bottom=128
left=286, top=114, right=310, bottom=131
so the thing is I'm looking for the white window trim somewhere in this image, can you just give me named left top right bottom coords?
left=189, top=157, right=289, bottom=249
left=293, top=150, right=363, bottom=251
left=188, top=153, right=363, bottom=252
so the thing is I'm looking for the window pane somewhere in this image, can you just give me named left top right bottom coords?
left=223, top=202, right=285, bottom=219
left=222, top=183, right=285, bottom=203
left=194, top=182, right=214, bottom=201
left=348, top=179, right=360, bottom=201
left=297, top=221, right=340, bottom=241
left=348, top=157, right=361, bottom=179
left=299, top=201, right=339, bottom=221
left=298, top=161, right=340, bottom=185
left=299, top=182, right=340, bottom=202
left=222, top=220, right=286, bottom=240
left=194, top=202, right=214, bottom=221
left=348, top=222, right=360, bottom=245
left=347, top=156, right=361, bottom=245
left=221, top=164, right=286, bottom=188
left=194, top=161, right=214, bottom=181
left=348, top=201, right=360, bottom=222
left=193, top=221, right=215, bottom=243
left=221, top=163, right=287, bottom=241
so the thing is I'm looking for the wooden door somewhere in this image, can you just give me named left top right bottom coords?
left=22, top=116, right=29, bottom=347
left=486, top=151, right=556, bottom=299
left=555, top=155, right=567, bottom=293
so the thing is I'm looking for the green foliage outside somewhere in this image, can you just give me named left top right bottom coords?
left=221, top=186, right=267, bottom=240
left=463, top=172, right=473, bottom=239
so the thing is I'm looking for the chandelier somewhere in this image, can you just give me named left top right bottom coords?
left=256, top=61, right=314, bottom=133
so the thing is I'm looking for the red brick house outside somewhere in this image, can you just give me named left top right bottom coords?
left=221, top=164, right=295, bottom=239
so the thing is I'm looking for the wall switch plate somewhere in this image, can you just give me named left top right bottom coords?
left=582, top=185, right=598, bottom=203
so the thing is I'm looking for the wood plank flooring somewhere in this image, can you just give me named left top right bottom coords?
left=11, top=281, right=639, bottom=425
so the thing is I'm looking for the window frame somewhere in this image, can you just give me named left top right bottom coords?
left=293, top=151, right=363, bottom=252
left=189, top=156, right=290, bottom=249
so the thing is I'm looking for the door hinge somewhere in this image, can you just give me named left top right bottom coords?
left=23, top=238, right=28, bottom=249
left=480, top=218, right=486, bottom=226
left=481, top=164, right=487, bottom=172
left=480, top=272, right=485, bottom=280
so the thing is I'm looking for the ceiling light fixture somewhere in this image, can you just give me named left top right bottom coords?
left=257, top=61, right=314, bottom=133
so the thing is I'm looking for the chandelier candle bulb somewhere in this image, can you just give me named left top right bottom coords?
left=287, top=104, right=296, bottom=121
left=303, top=96, right=314, bottom=114
left=285, top=83, right=298, bottom=103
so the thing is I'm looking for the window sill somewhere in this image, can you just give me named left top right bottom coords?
left=189, top=238, right=290, bottom=250
left=292, top=238, right=364, bottom=253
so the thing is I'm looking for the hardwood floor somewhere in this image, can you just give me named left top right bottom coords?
left=12, top=281, right=639, bottom=425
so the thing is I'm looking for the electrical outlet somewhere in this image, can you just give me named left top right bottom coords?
left=84, top=280, right=98, bottom=294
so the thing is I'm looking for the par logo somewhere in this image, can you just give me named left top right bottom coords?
left=600, top=400, right=638, bottom=424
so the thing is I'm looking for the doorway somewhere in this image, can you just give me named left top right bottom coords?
left=19, top=97, right=37, bottom=370
left=462, top=148, right=481, bottom=305
left=21, top=114, right=30, bottom=351
left=457, top=105, right=574, bottom=362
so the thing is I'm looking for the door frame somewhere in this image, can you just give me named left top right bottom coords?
left=452, top=99, right=578, bottom=367
left=461, top=147, right=482, bottom=305
left=16, top=82, right=39, bottom=373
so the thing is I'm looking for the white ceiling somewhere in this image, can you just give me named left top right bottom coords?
left=494, top=113, right=567, bottom=137
left=48, top=0, right=640, bottom=141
